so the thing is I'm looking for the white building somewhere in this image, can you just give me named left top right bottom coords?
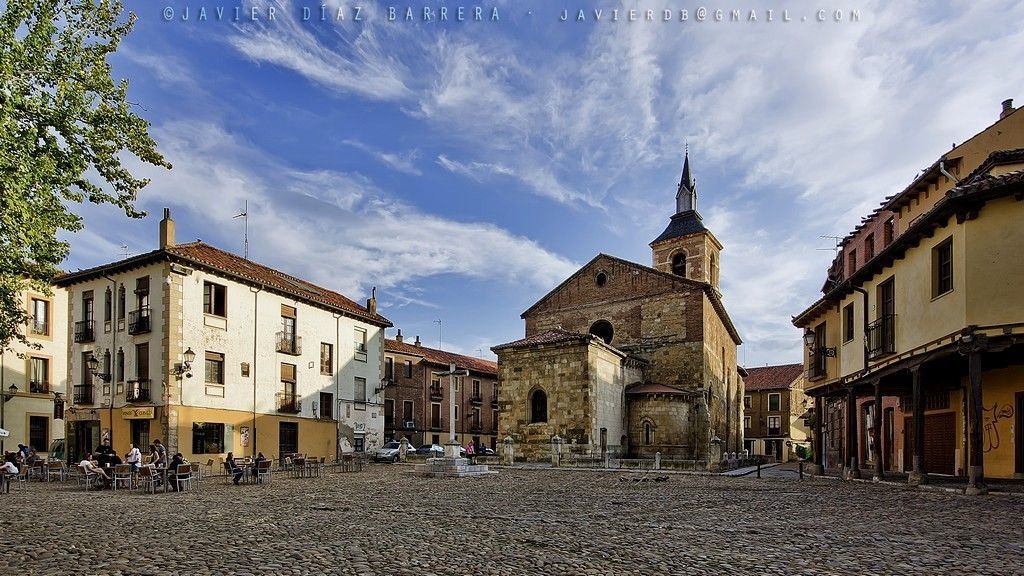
left=55, top=209, right=391, bottom=462
left=0, top=286, right=68, bottom=457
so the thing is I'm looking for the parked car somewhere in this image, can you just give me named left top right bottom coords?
left=415, top=444, right=445, bottom=456
left=374, top=441, right=409, bottom=463
left=480, top=447, right=496, bottom=456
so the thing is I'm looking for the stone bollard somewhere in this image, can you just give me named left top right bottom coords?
left=399, top=438, right=409, bottom=462
left=654, top=451, right=661, bottom=470
left=550, top=435, right=563, bottom=467
left=742, top=449, right=749, bottom=459
left=503, top=436, right=515, bottom=466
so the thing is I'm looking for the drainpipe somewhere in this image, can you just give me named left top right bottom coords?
left=250, top=286, right=261, bottom=458
left=334, top=313, right=341, bottom=461
left=852, top=285, right=870, bottom=477
left=939, top=161, right=959, bottom=186
left=104, top=275, right=117, bottom=448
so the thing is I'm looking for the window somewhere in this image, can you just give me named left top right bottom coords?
left=117, top=286, right=126, bottom=321
left=354, top=328, right=367, bottom=362
left=29, top=416, right=48, bottom=451
left=404, top=360, right=413, bottom=378
left=744, top=416, right=751, bottom=430
left=589, top=320, right=613, bottom=345
left=743, top=395, right=751, bottom=409
left=279, top=422, right=298, bottom=455
left=595, top=271, right=608, bottom=286
left=29, top=357, right=49, bottom=393
left=116, top=349, right=124, bottom=383
left=847, top=249, right=857, bottom=276
left=865, top=233, right=875, bottom=260
left=472, top=379, right=481, bottom=399
left=643, top=421, right=653, bottom=445
left=135, top=276, right=150, bottom=309
left=883, top=218, right=895, bottom=246
left=843, top=303, right=855, bottom=343
left=384, top=399, right=394, bottom=428
left=354, top=377, right=367, bottom=404
left=431, top=403, right=441, bottom=429
left=810, top=322, right=827, bottom=378
left=131, top=420, right=150, bottom=451
left=103, top=288, right=112, bottom=323
left=710, top=253, right=719, bottom=285
left=530, top=389, right=548, bottom=424
left=192, top=422, right=225, bottom=454
left=768, top=393, right=781, bottom=412
left=492, top=409, right=498, bottom=432
left=454, top=404, right=459, bottom=422
left=203, top=282, right=227, bottom=316
left=320, top=343, right=333, bottom=375
left=320, top=392, right=334, bottom=419
left=933, top=237, right=953, bottom=297
left=82, top=290, right=94, bottom=322
left=135, top=343, right=149, bottom=381
left=671, top=252, right=687, bottom=277
left=205, top=352, right=225, bottom=384
left=279, top=305, right=297, bottom=353
left=472, top=407, right=481, bottom=429
left=384, top=357, right=394, bottom=380
left=767, top=415, right=781, bottom=436
left=30, top=298, right=49, bottom=335
left=403, top=401, right=414, bottom=423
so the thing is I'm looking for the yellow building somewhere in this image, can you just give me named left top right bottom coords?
left=55, top=209, right=391, bottom=463
left=793, top=99, right=1024, bottom=491
left=0, top=287, right=68, bottom=457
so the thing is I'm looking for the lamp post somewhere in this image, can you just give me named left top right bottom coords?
left=1, top=384, right=18, bottom=454
left=803, top=328, right=837, bottom=358
left=171, top=347, right=196, bottom=380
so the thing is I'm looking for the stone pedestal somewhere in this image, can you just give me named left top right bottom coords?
left=444, top=439, right=461, bottom=459
left=503, top=436, right=515, bottom=466
left=413, top=456, right=496, bottom=478
left=907, top=471, right=928, bottom=487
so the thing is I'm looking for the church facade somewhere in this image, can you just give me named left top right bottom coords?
left=493, top=154, right=743, bottom=462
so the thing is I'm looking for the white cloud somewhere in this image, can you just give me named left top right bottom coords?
left=342, top=139, right=422, bottom=176
left=121, top=121, right=578, bottom=302
left=436, top=154, right=514, bottom=181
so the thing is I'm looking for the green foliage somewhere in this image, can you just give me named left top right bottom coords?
left=0, top=0, right=169, bottom=350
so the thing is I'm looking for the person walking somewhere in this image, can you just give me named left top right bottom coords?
left=125, top=443, right=143, bottom=473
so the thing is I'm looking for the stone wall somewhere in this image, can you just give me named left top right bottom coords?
left=627, top=394, right=695, bottom=458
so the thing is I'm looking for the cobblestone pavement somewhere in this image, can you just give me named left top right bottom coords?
left=2, top=465, right=1023, bottom=575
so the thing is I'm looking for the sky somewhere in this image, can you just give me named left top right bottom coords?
left=62, top=0, right=1024, bottom=366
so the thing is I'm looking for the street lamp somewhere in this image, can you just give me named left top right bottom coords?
left=172, top=347, right=196, bottom=379
left=87, top=354, right=112, bottom=383
left=803, top=328, right=836, bottom=357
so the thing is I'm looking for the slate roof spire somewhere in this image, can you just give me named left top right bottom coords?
left=676, top=146, right=697, bottom=214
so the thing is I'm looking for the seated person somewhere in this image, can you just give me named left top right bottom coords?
left=0, top=460, right=19, bottom=475
left=168, top=453, right=186, bottom=491
left=79, top=453, right=112, bottom=482
left=251, top=452, right=267, bottom=482
left=225, top=452, right=244, bottom=485
left=107, top=449, right=122, bottom=466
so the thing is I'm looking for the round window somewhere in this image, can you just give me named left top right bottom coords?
left=589, top=320, right=614, bottom=345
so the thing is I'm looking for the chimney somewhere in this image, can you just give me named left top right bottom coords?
left=159, top=207, right=175, bottom=249
left=366, top=286, right=377, bottom=315
left=395, top=329, right=403, bottom=343
left=414, top=335, right=421, bottom=347
left=1001, top=98, right=1015, bottom=120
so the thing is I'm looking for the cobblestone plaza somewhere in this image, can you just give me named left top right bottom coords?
left=2, top=466, right=1022, bottom=575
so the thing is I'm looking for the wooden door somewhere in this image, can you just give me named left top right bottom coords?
left=1016, top=393, right=1024, bottom=474
left=883, top=408, right=894, bottom=471
left=904, top=412, right=956, bottom=475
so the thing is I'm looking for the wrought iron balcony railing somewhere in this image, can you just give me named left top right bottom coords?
left=469, top=394, right=483, bottom=405
left=277, top=392, right=301, bottom=413
left=74, top=320, right=95, bottom=343
left=29, top=380, right=50, bottom=394
left=128, top=307, right=152, bottom=335
left=867, top=314, right=896, bottom=359
left=73, top=384, right=94, bottom=404
left=127, top=379, right=151, bottom=402
left=429, top=386, right=443, bottom=401
left=276, top=332, right=302, bottom=355
left=29, top=318, right=48, bottom=336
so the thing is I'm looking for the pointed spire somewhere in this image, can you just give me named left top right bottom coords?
left=675, top=145, right=697, bottom=213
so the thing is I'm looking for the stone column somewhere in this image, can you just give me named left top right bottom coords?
left=399, top=437, right=409, bottom=462
left=966, top=348, right=987, bottom=495
left=873, top=379, right=883, bottom=482
left=908, top=365, right=928, bottom=486
left=503, top=436, right=515, bottom=466
left=845, top=387, right=860, bottom=479
left=654, top=451, right=661, bottom=470
left=550, top=435, right=562, bottom=467
left=813, top=395, right=825, bottom=475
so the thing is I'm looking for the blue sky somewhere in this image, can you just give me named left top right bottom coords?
left=64, top=0, right=1024, bottom=366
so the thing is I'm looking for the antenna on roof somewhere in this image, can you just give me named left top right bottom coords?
left=433, top=319, right=442, bottom=349
left=817, top=235, right=843, bottom=255
left=476, top=348, right=483, bottom=358
left=232, top=200, right=249, bottom=260
left=119, top=244, right=130, bottom=258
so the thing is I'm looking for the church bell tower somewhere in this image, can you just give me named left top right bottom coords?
left=650, top=149, right=723, bottom=291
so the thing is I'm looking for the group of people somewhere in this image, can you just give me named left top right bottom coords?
left=463, top=440, right=492, bottom=465
left=225, top=451, right=267, bottom=485
left=78, top=438, right=193, bottom=490
left=1, top=444, right=40, bottom=475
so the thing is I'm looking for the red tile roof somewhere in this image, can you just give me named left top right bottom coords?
left=386, top=338, right=497, bottom=376
left=626, top=383, right=694, bottom=396
left=743, top=363, right=804, bottom=391
left=490, top=329, right=592, bottom=352
left=56, top=241, right=391, bottom=327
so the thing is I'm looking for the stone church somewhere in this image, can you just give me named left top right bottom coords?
left=493, top=153, right=743, bottom=462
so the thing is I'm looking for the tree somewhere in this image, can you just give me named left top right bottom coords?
left=0, top=0, right=169, bottom=350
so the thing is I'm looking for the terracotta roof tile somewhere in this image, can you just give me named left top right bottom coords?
left=625, top=383, right=695, bottom=396
left=742, top=363, right=804, bottom=391
left=386, top=338, right=497, bottom=376
left=491, top=329, right=592, bottom=352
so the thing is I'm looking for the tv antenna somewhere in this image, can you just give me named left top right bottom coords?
left=817, top=235, right=843, bottom=255
left=119, top=244, right=130, bottom=258
left=233, top=200, right=249, bottom=260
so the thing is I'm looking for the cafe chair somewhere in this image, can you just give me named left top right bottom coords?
left=175, top=464, right=194, bottom=492
left=112, top=464, right=133, bottom=491
left=137, top=466, right=158, bottom=494
left=256, top=460, right=272, bottom=484
left=46, top=461, right=66, bottom=482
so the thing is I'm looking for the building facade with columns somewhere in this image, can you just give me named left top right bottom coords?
left=494, top=153, right=743, bottom=462
left=55, top=209, right=391, bottom=463
left=383, top=331, right=499, bottom=451
left=0, top=287, right=68, bottom=457
left=742, top=363, right=809, bottom=462
left=793, top=99, right=1024, bottom=489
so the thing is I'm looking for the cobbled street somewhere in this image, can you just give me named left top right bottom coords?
left=2, top=465, right=1023, bottom=575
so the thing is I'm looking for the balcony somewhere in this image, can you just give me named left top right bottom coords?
left=277, top=392, right=301, bottom=413
left=429, top=386, right=443, bottom=401
left=73, top=384, right=94, bottom=404
left=29, top=380, right=50, bottom=394
left=29, top=319, right=48, bottom=336
left=470, top=423, right=483, bottom=433
left=128, top=307, right=152, bottom=335
left=807, top=351, right=827, bottom=380
left=74, top=320, right=95, bottom=343
left=126, top=379, right=151, bottom=402
left=767, top=427, right=782, bottom=437
left=470, top=394, right=483, bottom=406
left=402, top=420, right=417, bottom=430
left=276, top=332, right=302, bottom=355
left=867, top=314, right=896, bottom=359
